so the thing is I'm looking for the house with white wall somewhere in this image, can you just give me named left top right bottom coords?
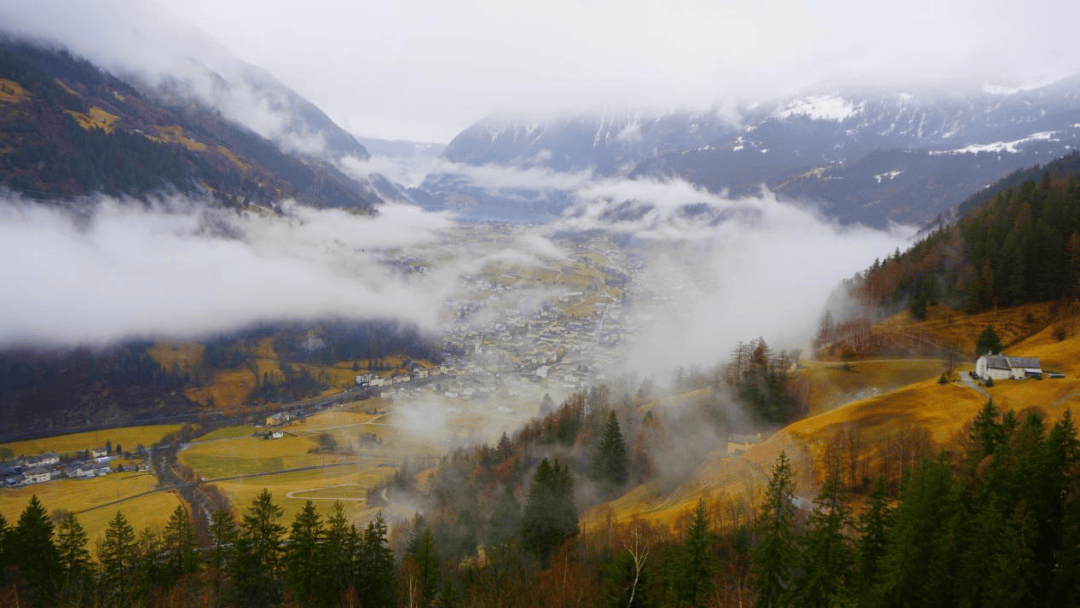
left=976, top=354, right=1043, bottom=380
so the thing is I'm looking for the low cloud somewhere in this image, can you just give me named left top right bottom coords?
left=0, top=195, right=457, bottom=347
left=551, top=179, right=915, bottom=378
left=345, top=155, right=915, bottom=381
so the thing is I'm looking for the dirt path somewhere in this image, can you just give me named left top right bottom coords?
left=959, top=373, right=990, bottom=399
left=286, top=483, right=366, bottom=501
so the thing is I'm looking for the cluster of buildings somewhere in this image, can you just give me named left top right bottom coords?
left=1, top=445, right=144, bottom=488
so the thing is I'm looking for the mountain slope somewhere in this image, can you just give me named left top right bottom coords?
left=435, top=78, right=1080, bottom=227
left=0, top=41, right=380, bottom=210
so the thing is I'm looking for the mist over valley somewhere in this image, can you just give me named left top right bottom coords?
left=2, top=2, right=1080, bottom=607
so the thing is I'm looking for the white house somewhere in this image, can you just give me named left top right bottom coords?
left=976, top=354, right=1043, bottom=380
left=24, top=452, right=59, bottom=468
left=23, top=467, right=52, bottom=484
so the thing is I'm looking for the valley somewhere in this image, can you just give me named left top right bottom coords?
left=2, top=8, right=1080, bottom=605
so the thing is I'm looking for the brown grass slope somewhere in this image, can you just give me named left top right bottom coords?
left=589, top=303, right=1080, bottom=531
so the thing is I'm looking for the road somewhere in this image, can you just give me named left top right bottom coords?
left=75, top=458, right=389, bottom=515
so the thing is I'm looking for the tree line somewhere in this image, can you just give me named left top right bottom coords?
left=0, top=491, right=396, bottom=608
left=4, top=391, right=1078, bottom=606
left=854, top=151, right=1080, bottom=318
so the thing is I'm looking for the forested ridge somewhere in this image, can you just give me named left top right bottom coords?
left=3, top=392, right=1078, bottom=607
left=854, top=151, right=1080, bottom=319
left=0, top=319, right=440, bottom=441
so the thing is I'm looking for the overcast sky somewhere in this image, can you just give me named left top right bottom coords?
left=3, top=0, right=1078, bottom=143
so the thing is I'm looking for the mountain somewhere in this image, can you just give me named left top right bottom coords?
left=433, top=78, right=1080, bottom=227
left=0, top=40, right=382, bottom=211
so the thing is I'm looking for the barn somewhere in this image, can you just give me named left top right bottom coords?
left=975, top=354, right=1042, bottom=380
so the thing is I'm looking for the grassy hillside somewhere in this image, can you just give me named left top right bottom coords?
left=589, top=304, right=1080, bottom=531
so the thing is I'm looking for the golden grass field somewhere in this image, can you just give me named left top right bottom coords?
left=179, top=433, right=351, bottom=479
left=592, top=304, right=1080, bottom=529
left=193, top=425, right=257, bottom=442
left=1, top=424, right=182, bottom=458
left=588, top=453, right=767, bottom=535
left=211, top=462, right=400, bottom=528
left=78, top=492, right=185, bottom=557
left=797, top=359, right=946, bottom=415
left=0, top=471, right=181, bottom=555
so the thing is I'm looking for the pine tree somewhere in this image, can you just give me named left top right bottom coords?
left=976, top=325, right=1004, bottom=357
left=592, top=410, right=629, bottom=492
left=98, top=510, right=137, bottom=605
left=679, top=500, right=714, bottom=607
left=0, top=511, right=10, bottom=586
left=870, top=454, right=958, bottom=607
left=54, top=512, right=91, bottom=588
left=286, top=500, right=324, bottom=604
left=11, top=495, right=61, bottom=606
left=411, top=527, right=439, bottom=603
left=207, top=509, right=238, bottom=607
left=854, top=476, right=892, bottom=599
left=791, top=468, right=852, bottom=608
left=322, top=501, right=355, bottom=604
left=236, top=489, right=286, bottom=608
left=521, top=458, right=578, bottom=562
left=753, top=452, right=797, bottom=608
left=163, top=504, right=198, bottom=580
left=357, top=512, right=396, bottom=608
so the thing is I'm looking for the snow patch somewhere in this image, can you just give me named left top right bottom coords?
left=775, top=95, right=864, bottom=122
left=874, top=170, right=903, bottom=183
left=930, top=131, right=1058, bottom=156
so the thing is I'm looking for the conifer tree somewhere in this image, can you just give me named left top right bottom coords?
left=975, top=325, right=1003, bottom=357
left=791, top=468, right=852, bottom=608
left=752, top=452, right=797, bottom=608
left=592, top=410, right=629, bottom=491
left=357, top=512, right=396, bottom=608
left=322, top=501, right=355, bottom=604
left=413, top=527, right=440, bottom=603
left=54, top=512, right=91, bottom=592
left=286, top=500, right=324, bottom=604
left=236, top=489, right=286, bottom=608
left=854, top=476, right=891, bottom=599
left=679, top=499, right=714, bottom=607
left=98, top=510, right=137, bottom=604
left=522, top=458, right=578, bottom=562
left=162, top=504, right=198, bottom=579
left=207, top=509, right=238, bottom=607
left=0, top=511, right=10, bottom=586
left=11, top=496, right=60, bottom=606
left=870, top=454, right=958, bottom=607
